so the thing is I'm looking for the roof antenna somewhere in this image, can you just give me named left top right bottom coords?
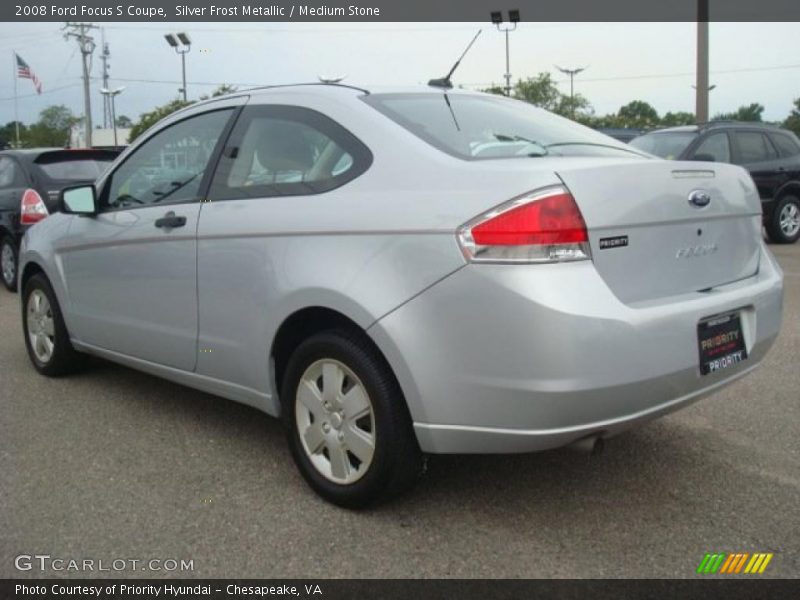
left=428, top=29, right=482, bottom=89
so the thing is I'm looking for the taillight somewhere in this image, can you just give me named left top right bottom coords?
left=20, top=189, right=49, bottom=225
left=458, top=186, right=591, bottom=263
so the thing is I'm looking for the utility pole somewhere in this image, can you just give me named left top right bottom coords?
left=64, top=22, right=97, bottom=147
left=99, top=29, right=111, bottom=128
left=695, top=0, right=710, bottom=123
left=555, top=65, right=588, bottom=119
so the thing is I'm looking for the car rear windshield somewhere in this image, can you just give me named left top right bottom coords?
left=362, top=92, right=643, bottom=160
left=34, top=151, right=117, bottom=181
left=629, top=132, right=698, bottom=159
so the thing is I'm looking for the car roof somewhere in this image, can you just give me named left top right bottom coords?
left=185, top=82, right=489, bottom=110
left=643, top=126, right=699, bottom=134
left=162, top=82, right=494, bottom=124
left=645, top=121, right=787, bottom=135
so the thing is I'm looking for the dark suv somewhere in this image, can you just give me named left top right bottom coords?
left=0, top=148, right=119, bottom=291
left=630, top=122, right=800, bottom=244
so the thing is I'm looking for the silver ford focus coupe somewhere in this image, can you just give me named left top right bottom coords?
left=18, top=84, right=784, bottom=507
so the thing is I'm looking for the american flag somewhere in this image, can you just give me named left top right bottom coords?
left=15, top=53, right=42, bottom=94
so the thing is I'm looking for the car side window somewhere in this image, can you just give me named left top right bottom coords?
left=101, top=109, right=233, bottom=210
left=208, top=105, right=371, bottom=200
left=0, top=157, right=24, bottom=189
left=734, top=131, right=777, bottom=164
left=769, top=133, right=800, bottom=158
left=693, top=133, right=731, bottom=163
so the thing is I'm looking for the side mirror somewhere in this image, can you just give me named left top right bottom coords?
left=692, top=153, right=716, bottom=162
left=61, top=185, right=97, bottom=215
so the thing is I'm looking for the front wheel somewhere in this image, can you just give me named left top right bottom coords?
left=766, top=194, right=800, bottom=244
left=281, top=330, right=422, bottom=508
left=22, top=273, right=85, bottom=376
left=1, top=236, right=18, bottom=292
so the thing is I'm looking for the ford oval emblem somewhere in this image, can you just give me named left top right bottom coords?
left=688, top=189, right=712, bottom=208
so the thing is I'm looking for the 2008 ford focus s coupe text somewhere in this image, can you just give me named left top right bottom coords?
left=18, top=84, right=784, bottom=507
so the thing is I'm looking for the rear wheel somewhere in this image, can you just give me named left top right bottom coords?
left=766, top=194, right=800, bottom=244
left=1, top=236, right=17, bottom=292
left=281, top=329, right=422, bottom=508
left=22, top=273, right=85, bottom=376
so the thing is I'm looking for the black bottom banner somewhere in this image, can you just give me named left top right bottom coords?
left=3, top=579, right=798, bottom=600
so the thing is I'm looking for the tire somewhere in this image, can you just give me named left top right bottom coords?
left=281, top=329, right=422, bottom=508
left=765, top=194, right=800, bottom=244
left=22, top=273, right=85, bottom=376
left=1, top=236, right=18, bottom=292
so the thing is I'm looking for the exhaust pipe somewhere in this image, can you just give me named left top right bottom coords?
left=568, top=434, right=605, bottom=455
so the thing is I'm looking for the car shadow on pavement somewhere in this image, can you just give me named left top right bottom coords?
left=84, top=354, right=721, bottom=518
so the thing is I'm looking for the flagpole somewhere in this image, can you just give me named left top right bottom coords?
left=13, top=51, right=19, bottom=147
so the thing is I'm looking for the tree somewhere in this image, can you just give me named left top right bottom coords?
left=713, top=103, right=764, bottom=122
left=115, top=115, right=133, bottom=128
left=128, top=98, right=192, bottom=143
left=661, top=111, right=696, bottom=127
left=486, top=73, right=595, bottom=122
left=0, top=121, right=28, bottom=148
left=512, top=73, right=562, bottom=112
left=212, top=84, right=237, bottom=97
left=129, top=84, right=237, bottom=142
left=616, top=100, right=660, bottom=129
left=480, top=85, right=506, bottom=96
left=26, top=105, right=81, bottom=147
left=199, top=84, right=238, bottom=101
left=785, top=98, right=800, bottom=137
left=554, top=92, right=593, bottom=120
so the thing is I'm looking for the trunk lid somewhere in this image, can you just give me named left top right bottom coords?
left=556, top=160, right=762, bottom=304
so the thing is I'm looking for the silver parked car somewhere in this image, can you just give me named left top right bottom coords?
left=18, top=85, right=784, bottom=507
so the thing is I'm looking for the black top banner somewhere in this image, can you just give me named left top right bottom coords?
left=4, top=0, right=800, bottom=22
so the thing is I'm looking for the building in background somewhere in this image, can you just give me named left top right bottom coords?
left=70, top=126, right=131, bottom=150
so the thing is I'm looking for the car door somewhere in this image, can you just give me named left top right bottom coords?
left=60, top=102, right=242, bottom=370
left=195, top=103, right=372, bottom=399
left=767, top=131, right=800, bottom=189
left=687, top=131, right=732, bottom=163
left=731, top=130, right=781, bottom=201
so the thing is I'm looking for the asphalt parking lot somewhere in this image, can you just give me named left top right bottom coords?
left=1, top=244, right=798, bottom=579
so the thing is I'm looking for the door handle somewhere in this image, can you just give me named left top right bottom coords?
left=154, top=211, right=187, bottom=229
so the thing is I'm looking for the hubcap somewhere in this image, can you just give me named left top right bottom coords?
left=779, top=202, right=800, bottom=237
left=1, top=243, right=14, bottom=285
left=26, top=290, right=55, bottom=363
left=295, top=359, right=376, bottom=485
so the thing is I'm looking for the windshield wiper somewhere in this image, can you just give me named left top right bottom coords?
left=546, top=141, right=631, bottom=150
left=491, top=133, right=548, bottom=157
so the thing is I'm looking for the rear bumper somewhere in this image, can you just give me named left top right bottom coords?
left=368, top=243, right=784, bottom=454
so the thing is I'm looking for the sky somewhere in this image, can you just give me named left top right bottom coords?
left=0, top=21, right=798, bottom=126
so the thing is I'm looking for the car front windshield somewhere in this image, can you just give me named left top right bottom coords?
left=363, top=92, right=643, bottom=160
left=629, top=132, right=698, bottom=159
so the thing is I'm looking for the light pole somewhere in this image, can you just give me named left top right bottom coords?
left=491, top=9, right=520, bottom=97
left=100, top=86, right=124, bottom=147
left=555, top=65, right=588, bottom=119
left=165, top=32, right=191, bottom=102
